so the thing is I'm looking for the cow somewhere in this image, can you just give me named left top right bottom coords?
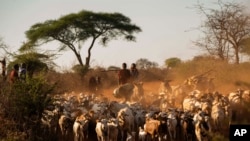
left=113, top=83, right=135, bottom=102
left=157, top=111, right=169, bottom=141
left=167, top=110, right=178, bottom=141
left=182, top=95, right=199, bottom=113
left=211, top=103, right=225, bottom=131
left=40, top=110, right=58, bottom=134
left=242, top=90, right=250, bottom=103
left=95, top=118, right=109, bottom=141
left=138, top=126, right=147, bottom=141
left=58, top=115, right=74, bottom=140
left=181, top=113, right=195, bottom=141
left=134, top=109, right=147, bottom=134
left=228, top=89, right=245, bottom=122
left=107, top=118, right=119, bottom=141
left=113, top=82, right=144, bottom=103
left=117, top=107, right=135, bottom=141
left=73, top=114, right=90, bottom=141
left=194, top=111, right=211, bottom=141
left=143, top=118, right=161, bottom=141
left=108, top=101, right=129, bottom=117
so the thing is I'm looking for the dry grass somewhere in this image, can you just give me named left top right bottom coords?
left=43, top=59, right=250, bottom=141
left=45, top=59, right=250, bottom=99
left=1, top=58, right=249, bottom=140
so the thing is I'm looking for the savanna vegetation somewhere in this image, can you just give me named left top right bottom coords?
left=0, top=0, right=250, bottom=140
left=1, top=57, right=250, bottom=140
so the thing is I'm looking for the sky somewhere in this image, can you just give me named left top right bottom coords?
left=0, top=0, right=249, bottom=70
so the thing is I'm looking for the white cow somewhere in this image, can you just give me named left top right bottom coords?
left=182, top=95, right=201, bottom=113
left=211, top=103, right=225, bottom=131
left=58, top=115, right=73, bottom=136
left=73, top=115, right=90, bottom=141
left=194, top=112, right=211, bottom=141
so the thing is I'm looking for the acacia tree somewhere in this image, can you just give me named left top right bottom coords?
left=194, top=0, right=250, bottom=64
left=23, top=10, right=141, bottom=69
left=135, top=58, right=158, bottom=69
left=165, top=57, right=181, bottom=69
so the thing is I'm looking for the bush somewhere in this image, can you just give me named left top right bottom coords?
left=0, top=75, right=55, bottom=140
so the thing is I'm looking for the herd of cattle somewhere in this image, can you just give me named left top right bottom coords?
left=41, top=75, right=250, bottom=141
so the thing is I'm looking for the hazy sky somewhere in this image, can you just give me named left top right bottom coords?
left=0, top=0, right=249, bottom=70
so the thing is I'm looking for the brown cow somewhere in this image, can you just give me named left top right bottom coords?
left=144, top=118, right=161, bottom=140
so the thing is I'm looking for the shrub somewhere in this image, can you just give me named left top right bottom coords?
left=0, top=75, right=55, bottom=140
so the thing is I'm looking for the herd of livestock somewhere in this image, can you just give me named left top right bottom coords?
left=41, top=74, right=250, bottom=141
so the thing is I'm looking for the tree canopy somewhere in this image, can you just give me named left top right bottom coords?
left=135, top=58, right=159, bottom=69
left=194, top=0, right=250, bottom=64
left=165, top=57, right=181, bottom=68
left=23, top=10, right=141, bottom=69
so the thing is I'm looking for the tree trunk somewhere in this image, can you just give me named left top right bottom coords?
left=235, top=46, right=240, bottom=64
left=85, top=37, right=97, bottom=68
left=76, top=53, right=84, bottom=67
left=85, top=57, right=90, bottom=68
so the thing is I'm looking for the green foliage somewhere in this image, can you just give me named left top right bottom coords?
left=72, top=64, right=89, bottom=76
left=8, top=52, right=50, bottom=78
left=0, top=75, right=55, bottom=140
left=23, top=9, right=141, bottom=68
left=107, top=65, right=120, bottom=70
left=136, top=58, right=159, bottom=69
left=164, top=57, right=181, bottom=68
left=10, top=77, right=53, bottom=117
